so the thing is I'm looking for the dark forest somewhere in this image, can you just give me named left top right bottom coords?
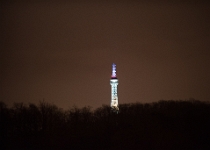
left=1, top=99, right=210, bottom=149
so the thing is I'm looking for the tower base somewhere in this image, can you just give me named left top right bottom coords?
left=111, top=106, right=119, bottom=114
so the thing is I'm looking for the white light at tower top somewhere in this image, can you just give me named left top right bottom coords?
left=111, top=63, right=117, bottom=78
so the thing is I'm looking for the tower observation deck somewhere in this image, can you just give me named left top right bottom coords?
left=110, top=63, right=119, bottom=112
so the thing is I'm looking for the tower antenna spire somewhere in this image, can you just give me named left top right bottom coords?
left=111, top=63, right=117, bottom=78
left=110, top=63, right=119, bottom=113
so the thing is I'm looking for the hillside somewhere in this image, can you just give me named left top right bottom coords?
left=1, top=100, right=210, bottom=149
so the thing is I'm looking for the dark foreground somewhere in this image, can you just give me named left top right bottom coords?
left=1, top=100, right=210, bottom=149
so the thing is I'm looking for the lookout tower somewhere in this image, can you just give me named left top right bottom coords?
left=110, top=63, right=119, bottom=112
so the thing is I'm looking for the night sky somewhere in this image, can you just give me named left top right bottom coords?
left=1, top=0, right=210, bottom=109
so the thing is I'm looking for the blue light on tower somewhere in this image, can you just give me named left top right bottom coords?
left=110, top=63, right=119, bottom=112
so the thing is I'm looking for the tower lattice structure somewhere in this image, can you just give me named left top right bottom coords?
left=110, top=63, right=119, bottom=112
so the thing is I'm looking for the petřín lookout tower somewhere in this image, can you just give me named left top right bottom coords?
left=110, top=63, right=119, bottom=112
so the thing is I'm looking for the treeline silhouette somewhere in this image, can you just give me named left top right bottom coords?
left=1, top=99, right=210, bottom=149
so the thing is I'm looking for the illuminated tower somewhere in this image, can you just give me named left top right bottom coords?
left=110, top=63, right=119, bottom=112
